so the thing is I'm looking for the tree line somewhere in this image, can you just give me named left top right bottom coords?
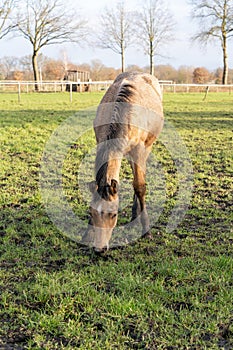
left=0, top=0, right=233, bottom=87
left=1, top=54, right=233, bottom=84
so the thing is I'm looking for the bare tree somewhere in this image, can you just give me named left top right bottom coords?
left=189, top=0, right=233, bottom=84
left=177, top=65, right=194, bottom=83
left=193, top=66, right=211, bottom=83
left=155, top=64, right=178, bottom=82
left=136, top=0, right=175, bottom=76
left=89, top=59, right=105, bottom=81
left=18, top=55, right=33, bottom=80
left=0, top=0, right=16, bottom=39
left=0, top=55, right=19, bottom=78
left=15, top=0, right=88, bottom=89
left=98, top=1, right=135, bottom=72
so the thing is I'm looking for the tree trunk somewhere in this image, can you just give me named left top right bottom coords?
left=149, top=39, right=154, bottom=76
left=32, top=51, right=40, bottom=91
left=222, top=36, right=228, bottom=85
left=121, top=44, right=125, bottom=73
left=222, top=3, right=228, bottom=85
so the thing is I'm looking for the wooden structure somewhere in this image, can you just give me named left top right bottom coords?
left=64, top=70, right=90, bottom=92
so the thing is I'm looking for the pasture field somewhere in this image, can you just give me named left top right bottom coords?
left=0, top=91, right=232, bottom=349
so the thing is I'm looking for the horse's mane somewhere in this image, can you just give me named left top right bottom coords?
left=95, top=82, right=136, bottom=192
left=108, top=82, right=136, bottom=138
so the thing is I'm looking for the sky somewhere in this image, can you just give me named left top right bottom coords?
left=1, top=0, right=233, bottom=71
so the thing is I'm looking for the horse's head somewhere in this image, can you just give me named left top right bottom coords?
left=82, top=179, right=119, bottom=253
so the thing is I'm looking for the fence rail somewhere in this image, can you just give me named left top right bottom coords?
left=160, top=83, right=233, bottom=94
left=0, top=80, right=113, bottom=93
left=0, top=80, right=233, bottom=103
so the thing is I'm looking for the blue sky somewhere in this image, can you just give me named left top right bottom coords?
left=1, top=0, right=232, bottom=70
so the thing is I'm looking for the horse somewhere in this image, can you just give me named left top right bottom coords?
left=82, top=72, right=164, bottom=253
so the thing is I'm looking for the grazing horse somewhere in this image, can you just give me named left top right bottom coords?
left=82, top=72, right=164, bottom=252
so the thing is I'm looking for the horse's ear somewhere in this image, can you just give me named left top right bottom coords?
left=109, top=179, right=119, bottom=195
left=88, top=181, right=97, bottom=193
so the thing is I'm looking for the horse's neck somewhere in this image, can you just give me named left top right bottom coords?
left=95, top=144, right=122, bottom=185
left=106, top=154, right=122, bottom=183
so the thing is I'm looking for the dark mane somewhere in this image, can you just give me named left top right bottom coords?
left=115, top=83, right=136, bottom=103
left=95, top=141, right=117, bottom=201
left=95, top=149, right=108, bottom=189
left=106, top=82, right=135, bottom=141
left=95, top=148, right=113, bottom=200
left=107, top=122, right=125, bottom=140
left=95, top=82, right=135, bottom=192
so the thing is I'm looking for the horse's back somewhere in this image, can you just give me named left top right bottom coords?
left=94, top=72, right=164, bottom=144
left=100, top=71, right=162, bottom=107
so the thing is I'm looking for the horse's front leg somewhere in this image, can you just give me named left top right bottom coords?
left=130, top=159, right=151, bottom=238
left=131, top=193, right=141, bottom=222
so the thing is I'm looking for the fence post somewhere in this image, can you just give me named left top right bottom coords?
left=88, top=79, right=92, bottom=92
left=18, top=82, right=21, bottom=103
left=70, top=83, right=72, bottom=103
left=203, top=86, right=210, bottom=101
left=173, top=83, right=176, bottom=93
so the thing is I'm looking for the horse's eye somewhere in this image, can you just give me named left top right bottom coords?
left=111, top=213, right=117, bottom=219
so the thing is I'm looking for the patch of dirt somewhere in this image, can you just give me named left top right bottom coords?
left=0, top=328, right=32, bottom=350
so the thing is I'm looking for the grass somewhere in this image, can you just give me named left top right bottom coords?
left=0, top=91, right=232, bottom=349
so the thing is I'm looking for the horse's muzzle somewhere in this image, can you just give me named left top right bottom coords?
left=94, top=245, right=109, bottom=254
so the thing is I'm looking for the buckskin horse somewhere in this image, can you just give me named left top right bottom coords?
left=82, top=72, right=164, bottom=252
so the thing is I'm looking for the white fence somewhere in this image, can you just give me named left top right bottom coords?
left=0, top=80, right=113, bottom=93
left=0, top=80, right=114, bottom=102
left=0, top=80, right=233, bottom=103
left=160, top=83, right=233, bottom=94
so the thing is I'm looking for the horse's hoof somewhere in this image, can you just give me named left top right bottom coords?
left=142, top=231, right=153, bottom=240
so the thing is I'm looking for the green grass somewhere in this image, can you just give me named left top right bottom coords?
left=0, top=91, right=232, bottom=349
